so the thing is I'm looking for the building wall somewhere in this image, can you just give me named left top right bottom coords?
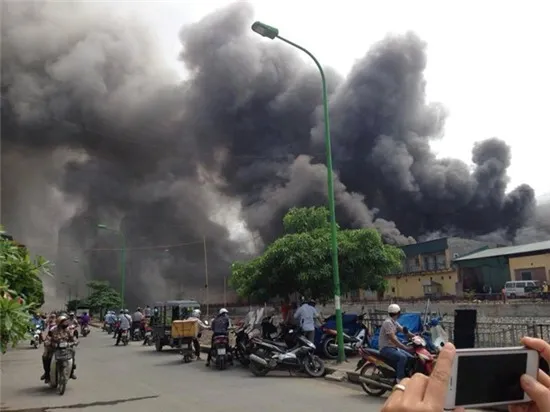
left=456, top=256, right=510, bottom=292
left=384, top=270, right=458, bottom=299
left=509, top=252, right=550, bottom=281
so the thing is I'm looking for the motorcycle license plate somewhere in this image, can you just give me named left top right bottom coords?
left=217, top=348, right=226, bottom=355
left=145, top=332, right=151, bottom=337
left=58, top=342, right=68, bottom=348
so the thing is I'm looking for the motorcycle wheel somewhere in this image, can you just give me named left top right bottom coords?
left=57, top=369, right=66, bottom=396
left=304, top=355, right=326, bottom=377
left=359, top=363, right=387, bottom=397
left=217, top=355, right=226, bottom=370
left=249, top=349, right=270, bottom=377
left=322, top=337, right=338, bottom=359
left=123, top=338, right=128, bottom=346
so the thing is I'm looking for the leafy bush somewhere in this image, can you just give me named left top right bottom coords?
left=0, top=281, right=32, bottom=353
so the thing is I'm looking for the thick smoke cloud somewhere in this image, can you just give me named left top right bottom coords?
left=2, top=1, right=548, bottom=305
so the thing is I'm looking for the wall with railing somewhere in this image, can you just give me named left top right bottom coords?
left=362, top=316, right=550, bottom=348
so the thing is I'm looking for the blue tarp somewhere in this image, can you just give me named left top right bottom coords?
left=370, top=312, right=424, bottom=350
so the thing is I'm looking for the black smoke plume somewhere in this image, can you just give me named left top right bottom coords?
left=2, top=1, right=548, bottom=305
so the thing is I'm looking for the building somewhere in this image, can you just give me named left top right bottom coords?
left=384, top=237, right=495, bottom=299
left=453, top=240, right=550, bottom=293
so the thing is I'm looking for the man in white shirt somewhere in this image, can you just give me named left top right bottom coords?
left=132, top=308, right=144, bottom=335
left=115, top=309, right=132, bottom=346
left=294, top=299, right=321, bottom=343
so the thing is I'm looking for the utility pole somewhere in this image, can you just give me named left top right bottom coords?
left=223, top=275, right=227, bottom=308
left=203, top=236, right=209, bottom=317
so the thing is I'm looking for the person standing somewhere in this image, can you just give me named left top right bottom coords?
left=293, top=298, right=321, bottom=343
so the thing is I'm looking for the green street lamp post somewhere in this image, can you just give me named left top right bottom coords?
left=97, top=224, right=127, bottom=308
left=251, top=21, right=345, bottom=362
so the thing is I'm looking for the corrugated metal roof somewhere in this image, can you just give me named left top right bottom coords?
left=453, top=240, right=550, bottom=262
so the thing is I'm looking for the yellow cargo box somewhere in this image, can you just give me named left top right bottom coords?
left=171, top=319, right=199, bottom=338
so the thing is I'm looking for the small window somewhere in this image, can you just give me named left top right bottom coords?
left=418, top=278, right=421, bottom=282
left=521, top=271, right=532, bottom=281
left=391, top=287, right=395, bottom=293
left=517, top=282, right=526, bottom=288
left=441, top=276, right=444, bottom=280
left=449, top=276, right=452, bottom=279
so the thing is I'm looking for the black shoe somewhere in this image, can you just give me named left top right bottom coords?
left=205, top=362, right=210, bottom=367
left=71, top=373, right=77, bottom=380
left=44, top=376, right=50, bottom=384
left=40, top=374, right=46, bottom=381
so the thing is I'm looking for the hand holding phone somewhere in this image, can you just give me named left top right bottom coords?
left=509, top=337, right=550, bottom=412
left=444, top=346, right=539, bottom=410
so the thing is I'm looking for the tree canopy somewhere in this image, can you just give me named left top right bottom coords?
left=86, top=280, right=122, bottom=315
left=0, top=231, right=48, bottom=307
left=230, top=207, right=404, bottom=302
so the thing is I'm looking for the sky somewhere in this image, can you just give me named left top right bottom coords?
left=113, top=0, right=549, bottom=200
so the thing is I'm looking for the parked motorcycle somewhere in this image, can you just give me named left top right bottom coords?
left=321, top=313, right=370, bottom=359
left=48, top=341, right=76, bottom=396
left=209, top=334, right=232, bottom=370
left=248, top=328, right=326, bottom=378
left=30, top=325, right=42, bottom=349
left=356, top=334, right=435, bottom=397
left=233, top=321, right=261, bottom=366
left=81, top=324, right=90, bottom=337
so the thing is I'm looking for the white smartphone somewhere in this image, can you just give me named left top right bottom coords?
left=444, top=346, right=539, bottom=410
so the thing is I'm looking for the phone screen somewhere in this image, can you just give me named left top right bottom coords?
left=455, top=353, right=526, bottom=406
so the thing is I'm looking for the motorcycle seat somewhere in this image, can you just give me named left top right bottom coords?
left=262, top=339, right=287, bottom=348
left=364, top=348, right=396, bottom=364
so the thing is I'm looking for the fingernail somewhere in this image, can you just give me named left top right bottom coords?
left=521, top=374, right=535, bottom=387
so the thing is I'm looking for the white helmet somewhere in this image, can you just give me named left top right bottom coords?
left=219, top=308, right=228, bottom=315
left=191, top=309, right=201, bottom=318
left=388, top=304, right=401, bottom=315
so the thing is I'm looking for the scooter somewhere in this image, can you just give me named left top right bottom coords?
left=319, top=314, right=370, bottom=359
left=209, top=334, right=232, bottom=370
left=30, top=325, right=42, bottom=349
left=48, top=341, right=77, bottom=396
left=81, top=324, right=90, bottom=337
left=120, top=329, right=129, bottom=346
left=248, top=328, right=325, bottom=378
left=321, top=313, right=370, bottom=359
left=355, top=333, right=435, bottom=397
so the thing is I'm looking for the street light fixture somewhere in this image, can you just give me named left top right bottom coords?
left=251, top=21, right=345, bottom=363
left=97, top=224, right=127, bottom=308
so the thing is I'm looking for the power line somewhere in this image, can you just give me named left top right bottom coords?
left=26, top=240, right=205, bottom=252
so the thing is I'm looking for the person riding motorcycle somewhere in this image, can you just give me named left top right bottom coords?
left=80, top=312, right=90, bottom=335
left=188, top=309, right=210, bottom=360
left=115, top=309, right=132, bottom=346
left=206, top=308, right=231, bottom=367
left=68, top=312, right=79, bottom=338
left=41, top=314, right=77, bottom=383
left=378, top=304, right=415, bottom=384
left=131, top=307, right=144, bottom=337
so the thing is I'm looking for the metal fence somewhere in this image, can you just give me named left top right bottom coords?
left=363, top=316, right=550, bottom=348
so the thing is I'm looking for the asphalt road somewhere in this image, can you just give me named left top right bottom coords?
left=1, top=329, right=387, bottom=412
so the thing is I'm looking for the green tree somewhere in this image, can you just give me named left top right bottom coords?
left=0, top=279, right=33, bottom=353
left=86, top=280, right=122, bottom=316
left=0, top=233, right=48, bottom=307
left=230, top=207, right=404, bottom=302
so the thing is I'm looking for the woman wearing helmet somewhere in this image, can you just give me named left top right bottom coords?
left=378, top=304, right=415, bottom=384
